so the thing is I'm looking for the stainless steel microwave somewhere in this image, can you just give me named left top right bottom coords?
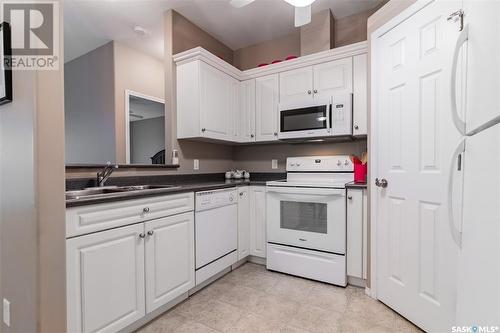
left=278, top=94, right=352, bottom=140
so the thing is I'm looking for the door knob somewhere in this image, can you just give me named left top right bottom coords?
left=375, top=178, right=388, bottom=188
left=307, top=90, right=312, bottom=95
left=313, top=89, right=318, bottom=94
left=147, top=230, right=154, bottom=236
left=139, top=233, right=146, bottom=239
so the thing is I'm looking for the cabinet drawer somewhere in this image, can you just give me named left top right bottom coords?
left=66, top=192, right=194, bottom=237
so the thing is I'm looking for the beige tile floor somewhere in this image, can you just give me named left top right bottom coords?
left=136, top=263, right=423, bottom=333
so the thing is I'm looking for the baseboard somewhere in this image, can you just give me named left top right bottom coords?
left=189, top=266, right=231, bottom=295
left=121, top=292, right=188, bottom=333
left=248, top=255, right=266, bottom=265
left=232, top=256, right=249, bottom=269
left=347, top=276, right=366, bottom=288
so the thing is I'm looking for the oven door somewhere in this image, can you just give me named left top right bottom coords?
left=278, top=98, right=331, bottom=140
left=266, top=186, right=346, bottom=254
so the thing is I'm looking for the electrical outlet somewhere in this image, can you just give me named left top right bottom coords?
left=272, top=159, right=278, bottom=169
left=193, top=159, right=199, bottom=170
left=3, top=299, right=10, bottom=327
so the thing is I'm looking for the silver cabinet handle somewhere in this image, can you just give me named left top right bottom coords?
left=143, top=207, right=150, bottom=213
left=250, top=134, right=254, bottom=138
left=147, top=230, right=154, bottom=236
left=201, top=128, right=206, bottom=132
left=307, top=90, right=312, bottom=95
left=139, top=233, right=146, bottom=239
left=347, top=196, right=352, bottom=200
left=274, top=132, right=278, bottom=136
left=313, top=89, right=318, bottom=94
left=354, top=125, right=359, bottom=130
left=239, top=192, right=244, bottom=196
left=375, top=178, right=388, bottom=188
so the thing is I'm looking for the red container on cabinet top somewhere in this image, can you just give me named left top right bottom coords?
left=354, top=163, right=367, bottom=183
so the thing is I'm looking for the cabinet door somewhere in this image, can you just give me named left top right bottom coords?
left=279, top=66, right=314, bottom=103
left=239, top=79, right=256, bottom=142
left=255, top=74, right=279, bottom=142
left=200, top=62, right=230, bottom=140
left=145, top=212, right=195, bottom=313
left=313, top=58, right=353, bottom=99
left=237, top=186, right=250, bottom=260
left=229, top=76, right=240, bottom=141
left=250, top=186, right=267, bottom=258
left=353, top=54, right=368, bottom=136
left=346, top=188, right=363, bottom=279
left=67, top=223, right=145, bottom=333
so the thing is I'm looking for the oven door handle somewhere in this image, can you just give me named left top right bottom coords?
left=266, top=186, right=345, bottom=196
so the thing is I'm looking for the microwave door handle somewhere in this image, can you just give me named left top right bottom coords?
left=328, top=102, right=332, bottom=130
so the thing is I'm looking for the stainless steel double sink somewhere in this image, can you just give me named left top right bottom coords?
left=66, top=185, right=180, bottom=200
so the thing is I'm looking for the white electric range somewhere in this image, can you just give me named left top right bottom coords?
left=266, top=156, right=353, bottom=286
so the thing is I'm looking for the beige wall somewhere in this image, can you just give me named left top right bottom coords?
left=172, top=11, right=234, bottom=65
left=335, top=6, right=382, bottom=48
left=300, top=9, right=335, bottom=56
left=233, top=140, right=367, bottom=172
left=114, top=42, right=165, bottom=164
left=233, top=31, right=300, bottom=71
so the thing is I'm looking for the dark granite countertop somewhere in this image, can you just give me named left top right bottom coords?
left=66, top=173, right=286, bottom=208
left=345, top=181, right=367, bottom=189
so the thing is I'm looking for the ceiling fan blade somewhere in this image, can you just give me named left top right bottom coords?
left=294, top=5, right=311, bottom=27
left=230, top=0, right=256, bottom=8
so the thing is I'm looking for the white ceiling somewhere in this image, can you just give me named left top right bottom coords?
left=64, top=0, right=383, bottom=63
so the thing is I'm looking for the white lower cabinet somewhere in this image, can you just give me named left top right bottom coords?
left=66, top=223, right=146, bottom=333
left=346, top=188, right=368, bottom=280
left=237, top=186, right=250, bottom=259
left=250, top=186, right=267, bottom=258
left=67, top=198, right=195, bottom=333
left=145, top=212, right=195, bottom=313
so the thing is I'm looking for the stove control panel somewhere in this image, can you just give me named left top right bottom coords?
left=287, top=156, right=353, bottom=172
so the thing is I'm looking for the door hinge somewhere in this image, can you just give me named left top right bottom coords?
left=447, top=9, right=464, bottom=31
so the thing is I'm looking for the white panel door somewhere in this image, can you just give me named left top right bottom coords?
left=67, top=223, right=145, bottom=333
left=237, top=186, right=250, bottom=260
left=199, top=62, right=230, bottom=140
left=353, top=54, right=368, bottom=136
left=462, top=0, right=500, bottom=133
left=144, top=212, right=195, bottom=313
left=255, top=74, right=279, bottom=142
left=239, top=79, right=256, bottom=142
left=250, top=186, right=267, bottom=258
left=374, top=1, right=462, bottom=332
left=279, top=66, right=314, bottom=103
left=313, top=58, right=352, bottom=99
left=347, top=189, right=363, bottom=278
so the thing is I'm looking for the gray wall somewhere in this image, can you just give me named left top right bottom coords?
left=130, top=117, right=165, bottom=164
left=0, top=71, right=38, bottom=333
left=64, top=42, right=116, bottom=164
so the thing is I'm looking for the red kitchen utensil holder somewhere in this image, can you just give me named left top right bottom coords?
left=354, top=164, right=367, bottom=183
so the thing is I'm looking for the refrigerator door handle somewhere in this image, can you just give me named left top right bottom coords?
left=450, top=24, right=469, bottom=136
left=447, top=139, right=465, bottom=248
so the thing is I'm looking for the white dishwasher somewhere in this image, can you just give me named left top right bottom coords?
left=195, top=187, right=238, bottom=285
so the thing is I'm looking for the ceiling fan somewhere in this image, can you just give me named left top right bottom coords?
left=230, top=0, right=316, bottom=27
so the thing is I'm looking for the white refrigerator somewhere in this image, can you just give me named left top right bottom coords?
left=453, top=0, right=500, bottom=327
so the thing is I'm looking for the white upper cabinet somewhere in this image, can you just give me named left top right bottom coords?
left=175, top=44, right=367, bottom=143
left=255, top=74, right=279, bottom=142
left=177, top=60, right=236, bottom=142
left=279, top=66, right=314, bottom=103
left=313, top=58, right=353, bottom=99
left=239, top=79, right=256, bottom=143
left=353, top=54, right=368, bottom=136
left=145, top=212, right=195, bottom=313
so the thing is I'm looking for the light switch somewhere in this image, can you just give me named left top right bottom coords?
left=193, top=159, right=199, bottom=170
left=3, top=299, right=10, bottom=327
left=272, top=159, right=278, bottom=169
